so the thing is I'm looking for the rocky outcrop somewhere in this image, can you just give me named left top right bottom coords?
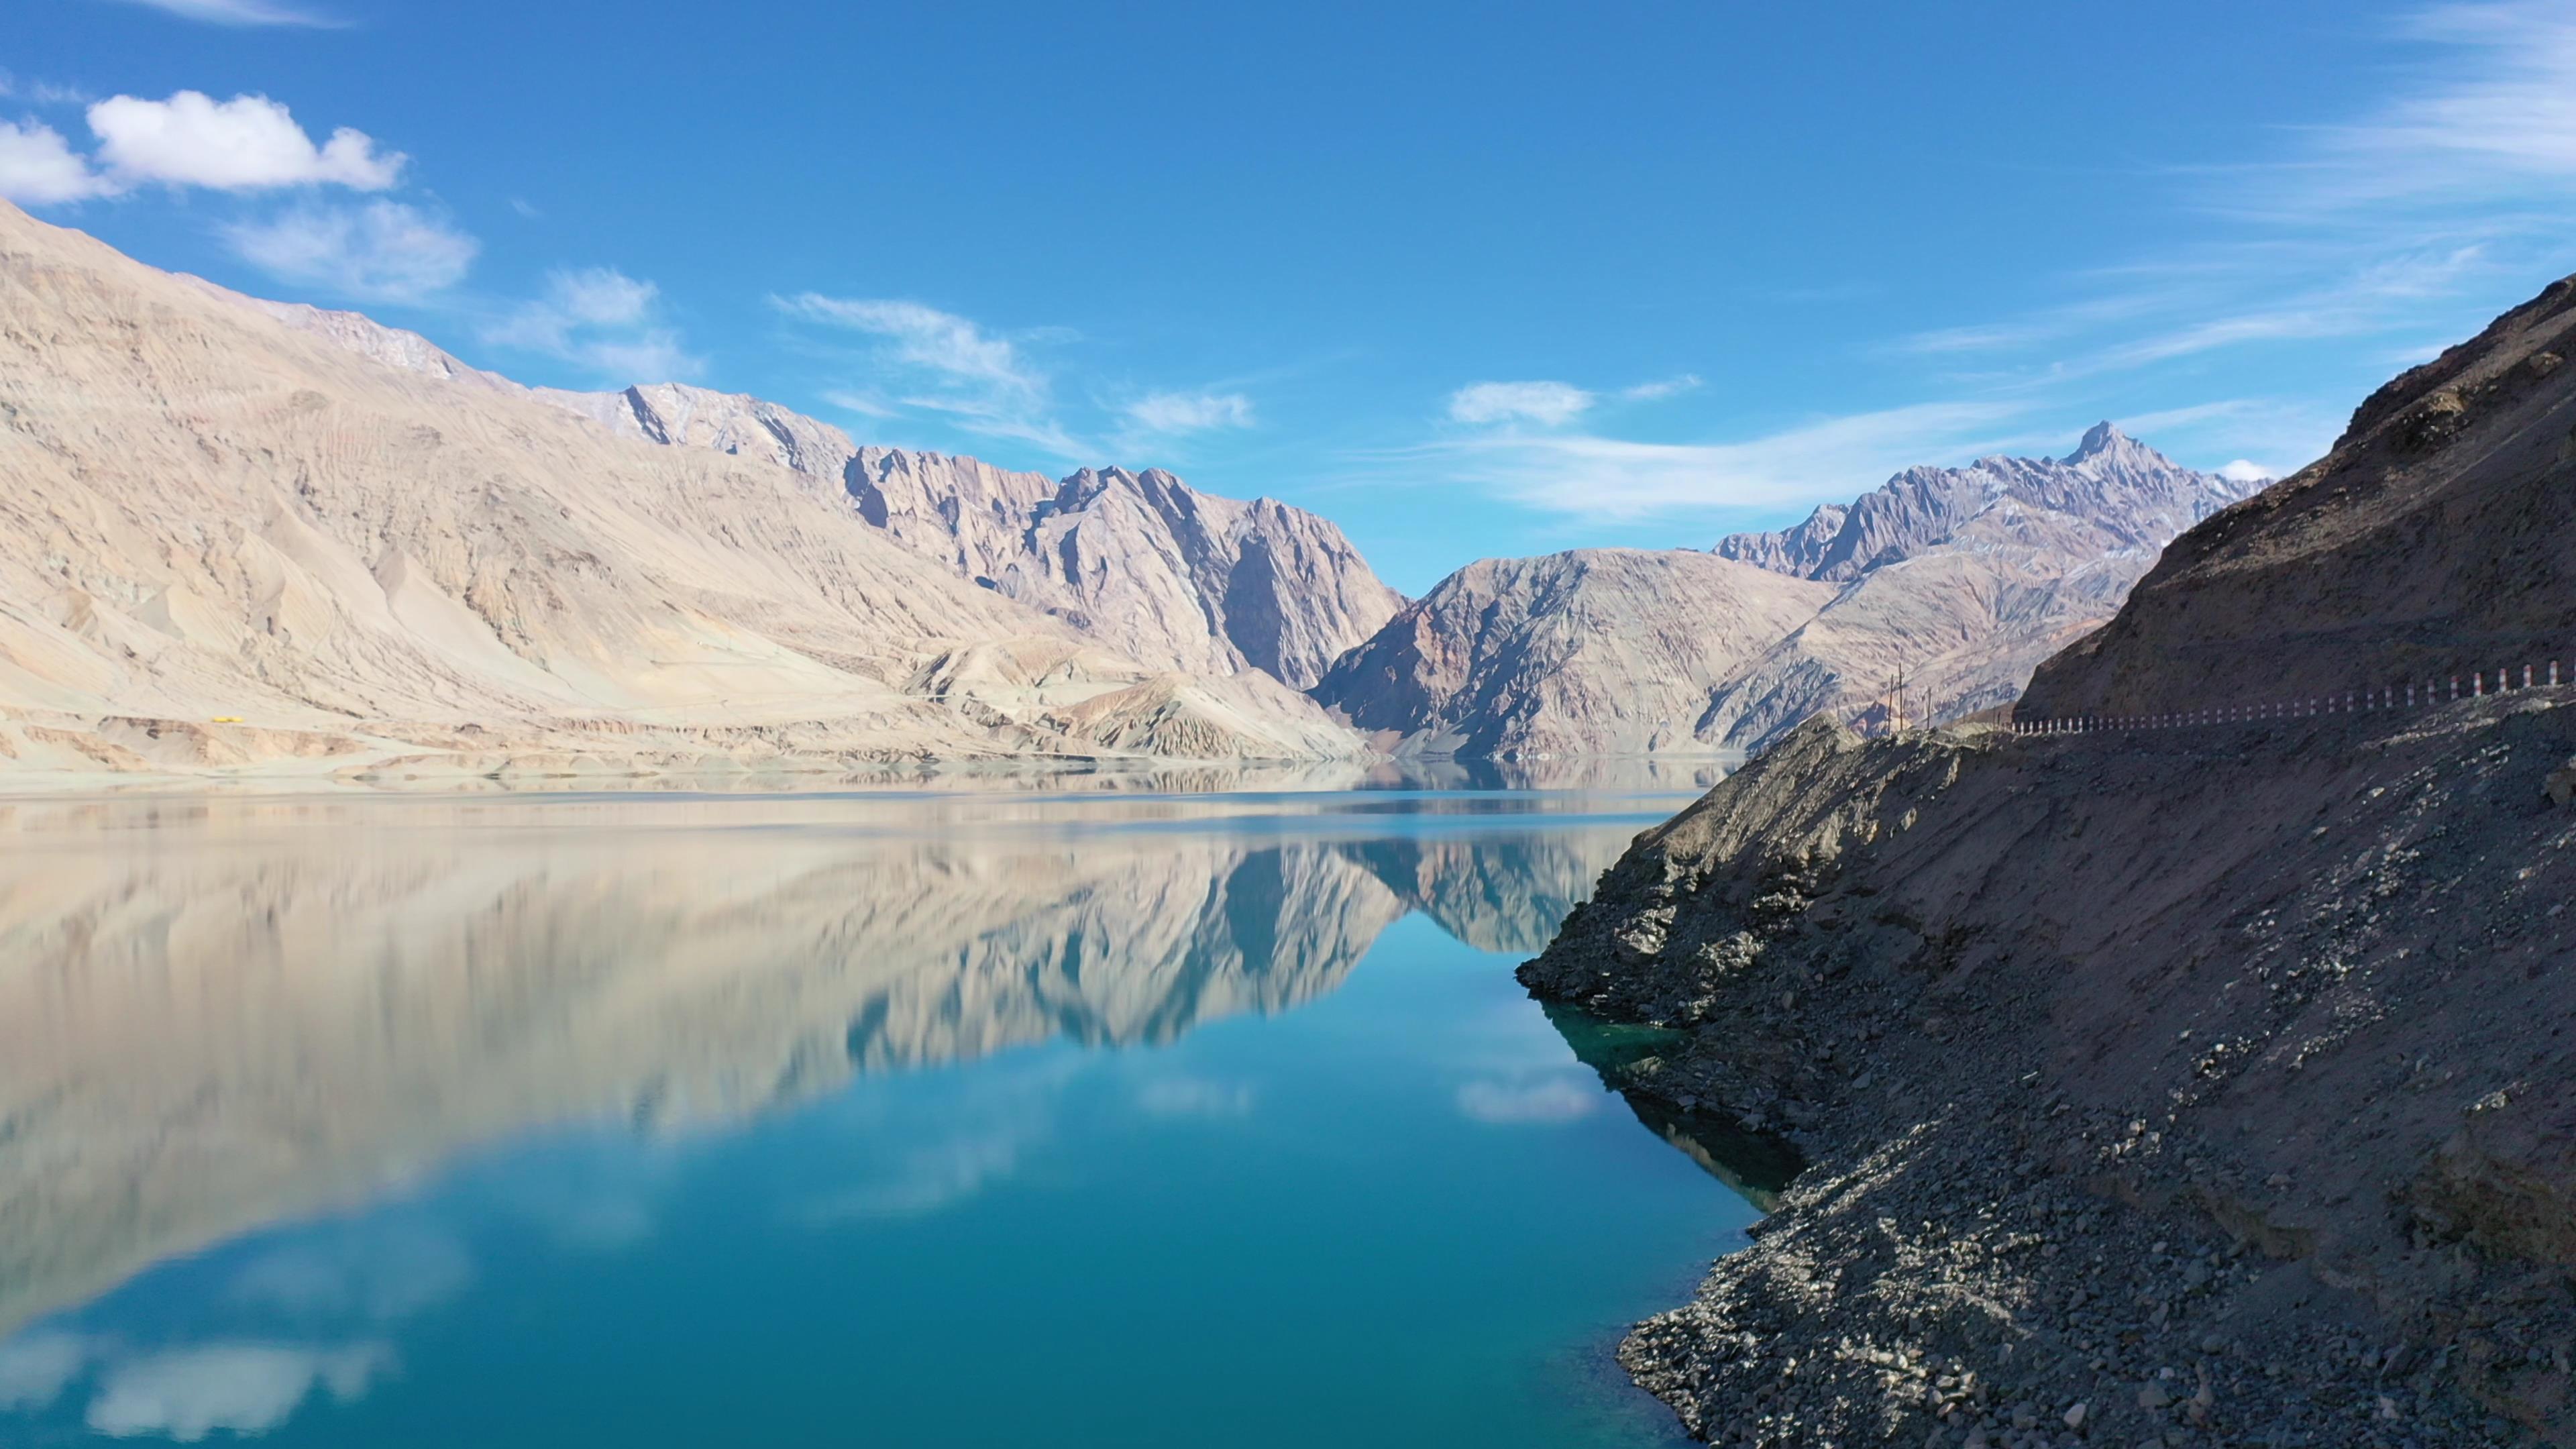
left=2022, top=276, right=2576, bottom=720
left=1313, top=431, right=2249, bottom=757
left=0, top=200, right=1362, bottom=776
left=1523, top=282, right=2576, bottom=1446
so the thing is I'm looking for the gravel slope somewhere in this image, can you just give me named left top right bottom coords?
left=1524, top=704, right=2576, bottom=1446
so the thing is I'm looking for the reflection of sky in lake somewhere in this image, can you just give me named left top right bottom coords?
left=0, top=790, right=1766, bottom=1447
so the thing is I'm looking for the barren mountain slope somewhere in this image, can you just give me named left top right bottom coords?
left=0, top=201, right=1356, bottom=775
left=1518, top=282, right=2576, bottom=1446
left=1318, top=430, right=2249, bottom=757
left=1702, top=425, right=2258, bottom=737
left=1309, top=549, right=1837, bottom=757
left=504, top=378, right=1404, bottom=690
left=2023, top=277, right=2576, bottom=720
left=1719, top=423, right=2250, bottom=585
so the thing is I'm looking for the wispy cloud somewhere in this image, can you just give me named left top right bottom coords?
left=0, top=72, right=93, bottom=107
left=1416, top=399, right=2028, bottom=519
left=1456, top=1075, right=1599, bottom=1125
left=2292, top=2, right=2576, bottom=209
left=1447, top=380, right=1594, bottom=426
left=98, top=0, right=341, bottom=25
left=0, top=1332, right=89, bottom=1412
left=225, top=201, right=477, bottom=303
left=777, top=293, right=1086, bottom=458
left=1135, top=1075, right=1257, bottom=1118
left=1621, top=374, right=1703, bottom=402
left=1123, top=390, right=1256, bottom=435
left=87, top=1342, right=390, bottom=1440
left=482, top=266, right=699, bottom=380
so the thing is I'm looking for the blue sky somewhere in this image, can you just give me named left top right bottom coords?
left=5, top=1, right=2575, bottom=592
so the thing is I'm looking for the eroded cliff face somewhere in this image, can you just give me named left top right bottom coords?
left=550, top=389, right=1404, bottom=691
left=0, top=201, right=1362, bottom=776
left=201, top=283, right=1408, bottom=696
left=2021, top=277, right=2576, bottom=720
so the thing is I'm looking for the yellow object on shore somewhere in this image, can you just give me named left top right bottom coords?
left=209, top=716, right=242, bottom=723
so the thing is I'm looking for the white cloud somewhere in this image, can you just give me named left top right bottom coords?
left=1456, top=1075, right=1599, bottom=1125
left=86, top=1343, right=389, bottom=1442
left=99, top=0, right=339, bottom=24
left=0, top=72, right=95, bottom=106
left=1621, top=374, right=1703, bottom=402
left=89, top=91, right=399, bottom=191
left=0, top=119, right=113, bottom=203
left=782, top=294, right=1036, bottom=393
left=1135, top=1075, right=1256, bottom=1118
left=480, top=267, right=698, bottom=380
left=1123, top=390, right=1255, bottom=435
left=2216, top=460, right=2277, bottom=483
left=1422, top=399, right=2027, bottom=519
left=798, top=1132, right=1024, bottom=1222
left=0, top=1332, right=91, bottom=1411
left=230, top=1225, right=472, bottom=1322
left=225, top=201, right=478, bottom=303
left=778, top=292, right=1083, bottom=458
left=1446, top=379, right=1595, bottom=427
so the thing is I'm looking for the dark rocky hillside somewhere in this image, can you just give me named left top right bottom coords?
left=1521, top=278, right=2576, bottom=1448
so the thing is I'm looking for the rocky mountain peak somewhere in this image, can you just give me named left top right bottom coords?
left=1717, top=427, right=2251, bottom=586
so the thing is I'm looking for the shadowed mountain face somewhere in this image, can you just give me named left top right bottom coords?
left=2022, top=276, right=2576, bottom=718
left=0, top=794, right=1644, bottom=1343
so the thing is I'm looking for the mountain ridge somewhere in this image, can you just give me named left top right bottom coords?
left=1313, top=428, right=2258, bottom=755
left=207, top=286, right=1404, bottom=692
left=0, top=199, right=1362, bottom=779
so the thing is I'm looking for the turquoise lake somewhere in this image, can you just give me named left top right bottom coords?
left=0, top=786, right=1773, bottom=1446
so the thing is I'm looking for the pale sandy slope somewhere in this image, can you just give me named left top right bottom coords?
left=0, top=201, right=1358, bottom=781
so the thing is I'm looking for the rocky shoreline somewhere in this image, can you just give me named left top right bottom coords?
left=1523, top=706, right=2575, bottom=1448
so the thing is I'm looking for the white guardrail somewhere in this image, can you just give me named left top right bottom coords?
left=2010, top=661, right=2565, bottom=736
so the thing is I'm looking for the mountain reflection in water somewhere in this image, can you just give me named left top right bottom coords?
left=0, top=789, right=1697, bottom=1347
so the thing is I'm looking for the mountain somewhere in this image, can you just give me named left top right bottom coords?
left=228, top=315, right=1406, bottom=696
left=2021, top=278, right=2576, bottom=719
left=1517, top=278, right=2576, bottom=1444
left=1313, top=427, right=2256, bottom=755
left=1718, top=422, right=2243, bottom=584
left=0, top=200, right=1360, bottom=778
left=1313, top=550, right=1835, bottom=757
left=587, top=388, right=1406, bottom=690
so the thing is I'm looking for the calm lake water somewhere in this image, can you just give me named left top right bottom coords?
left=0, top=785, right=1771, bottom=1447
